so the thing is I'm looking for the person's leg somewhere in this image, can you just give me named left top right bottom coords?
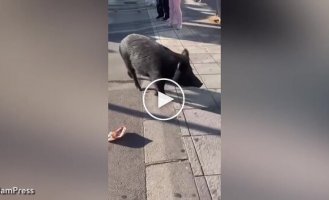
left=176, top=0, right=182, bottom=29
left=156, top=0, right=164, bottom=18
left=168, top=0, right=174, bottom=26
left=163, top=0, right=170, bottom=20
left=170, top=0, right=181, bottom=29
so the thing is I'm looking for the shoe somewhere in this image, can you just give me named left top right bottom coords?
left=156, top=15, right=164, bottom=19
left=162, top=16, right=169, bottom=21
left=176, top=25, right=182, bottom=30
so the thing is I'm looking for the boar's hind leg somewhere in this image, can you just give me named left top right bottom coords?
left=121, top=55, right=142, bottom=91
left=127, top=71, right=133, bottom=78
left=130, top=69, right=142, bottom=91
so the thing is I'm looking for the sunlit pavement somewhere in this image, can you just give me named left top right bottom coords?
left=108, top=0, right=221, bottom=199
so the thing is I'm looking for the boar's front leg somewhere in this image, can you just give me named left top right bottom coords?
left=154, top=80, right=165, bottom=96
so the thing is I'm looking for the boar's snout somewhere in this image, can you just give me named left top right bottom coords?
left=176, top=72, right=203, bottom=88
left=173, top=62, right=203, bottom=88
left=188, top=73, right=203, bottom=88
left=193, top=76, right=203, bottom=88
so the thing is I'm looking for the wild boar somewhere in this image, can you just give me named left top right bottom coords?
left=119, top=34, right=202, bottom=94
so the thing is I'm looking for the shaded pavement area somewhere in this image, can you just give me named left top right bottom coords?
left=108, top=0, right=221, bottom=199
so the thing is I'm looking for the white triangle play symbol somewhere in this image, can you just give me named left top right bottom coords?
left=158, top=92, right=174, bottom=108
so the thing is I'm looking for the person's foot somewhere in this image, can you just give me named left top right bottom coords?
left=156, top=15, right=164, bottom=19
left=162, top=16, right=169, bottom=21
left=176, top=25, right=182, bottom=30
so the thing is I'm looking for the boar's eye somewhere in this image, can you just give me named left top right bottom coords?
left=177, top=62, right=187, bottom=71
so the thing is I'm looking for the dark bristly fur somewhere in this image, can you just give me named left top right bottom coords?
left=119, top=34, right=202, bottom=94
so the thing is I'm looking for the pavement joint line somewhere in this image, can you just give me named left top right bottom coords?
left=186, top=159, right=202, bottom=199
left=183, top=122, right=207, bottom=176
left=108, top=80, right=134, bottom=83
left=190, top=134, right=208, bottom=175
left=181, top=135, right=192, bottom=137
left=203, top=174, right=222, bottom=176
left=204, top=174, right=221, bottom=200
left=145, top=158, right=188, bottom=167
left=194, top=175, right=206, bottom=177
left=176, top=102, right=210, bottom=180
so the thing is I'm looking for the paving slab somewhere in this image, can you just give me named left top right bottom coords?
left=182, top=137, right=203, bottom=176
left=177, top=111, right=190, bottom=136
left=195, top=176, right=212, bottom=200
left=108, top=89, right=147, bottom=200
left=144, top=120, right=187, bottom=164
left=146, top=161, right=199, bottom=200
left=147, top=9, right=157, bottom=18
left=144, top=32, right=159, bottom=39
left=200, top=74, right=221, bottom=89
left=194, top=63, right=221, bottom=75
left=168, top=45, right=185, bottom=53
left=108, top=11, right=154, bottom=35
left=180, top=39, right=203, bottom=48
left=154, top=23, right=173, bottom=32
left=183, top=45, right=209, bottom=54
left=205, top=175, right=221, bottom=200
left=108, top=81, right=137, bottom=92
left=108, top=53, right=130, bottom=81
left=190, top=53, right=217, bottom=64
left=183, top=109, right=221, bottom=136
left=202, top=44, right=221, bottom=54
left=192, top=136, right=221, bottom=175
left=187, top=27, right=220, bottom=45
left=210, top=53, right=221, bottom=64
left=159, top=38, right=183, bottom=46
left=174, top=28, right=196, bottom=39
left=157, top=30, right=178, bottom=39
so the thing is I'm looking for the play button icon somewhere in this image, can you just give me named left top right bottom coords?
left=142, top=78, right=185, bottom=121
left=158, top=92, right=174, bottom=108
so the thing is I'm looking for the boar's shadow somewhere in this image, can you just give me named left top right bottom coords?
left=165, top=87, right=221, bottom=114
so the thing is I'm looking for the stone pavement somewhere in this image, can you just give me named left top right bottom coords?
left=143, top=0, right=221, bottom=199
left=108, top=0, right=221, bottom=199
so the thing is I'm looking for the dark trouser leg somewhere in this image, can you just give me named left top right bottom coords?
left=156, top=0, right=164, bottom=17
left=163, top=0, right=170, bottom=18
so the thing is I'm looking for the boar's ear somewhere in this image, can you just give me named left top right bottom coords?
left=181, top=49, right=189, bottom=58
